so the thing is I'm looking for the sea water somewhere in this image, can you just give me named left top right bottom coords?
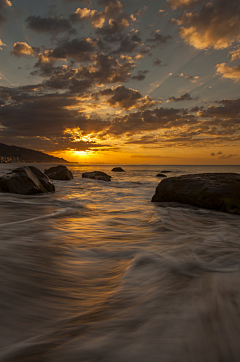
left=0, top=164, right=240, bottom=362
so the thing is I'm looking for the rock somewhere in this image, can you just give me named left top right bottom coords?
left=151, top=173, right=240, bottom=215
left=0, top=166, right=55, bottom=194
left=44, top=165, right=73, bottom=180
left=82, top=171, right=111, bottom=182
left=156, top=173, right=167, bottom=178
left=161, top=170, right=172, bottom=173
left=111, top=167, right=125, bottom=172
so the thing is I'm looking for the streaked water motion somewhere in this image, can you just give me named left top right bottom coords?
left=0, top=164, right=240, bottom=362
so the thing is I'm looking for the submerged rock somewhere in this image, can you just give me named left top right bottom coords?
left=82, top=171, right=111, bottom=182
left=161, top=170, right=172, bottom=173
left=111, top=167, right=125, bottom=172
left=45, top=165, right=73, bottom=180
left=156, top=173, right=167, bottom=178
left=151, top=173, right=240, bottom=215
left=0, top=166, right=55, bottom=194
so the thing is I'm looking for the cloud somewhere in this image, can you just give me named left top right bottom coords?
left=71, top=1, right=128, bottom=30
left=0, top=0, right=12, bottom=26
left=131, top=70, right=149, bottom=81
left=26, top=16, right=74, bottom=34
left=229, top=48, right=240, bottom=61
left=1, top=80, right=239, bottom=151
left=11, top=42, right=37, bottom=57
left=167, top=0, right=205, bottom=9
left=99, top=85, right=160, bottom=110
left=153, top=58, right=162, bottom=66
left=176, top=0, right=240, bottom=50
left=158, top=10, right=167, bottom=16
left=146, top=30, right=172, bottom=44
left=0, top=90, right=113, bottom=152
left=176, top=72, right=199, bottom=82
left=216, top=63, right=240, bottom=81
left=0, top=38, right=6, bottom=49
left=50, top=38, right=100, bottom=62
left=219, top=153, right=238, bottom=159
left=96, top=13, right=136, bottom=38
left=166, top=92, right=198, bottom=102
left=135, top=6, right=147, bottom=16
left=71, top=7, right=105, bottom=28
left=112, top=34, right=141, bottom=54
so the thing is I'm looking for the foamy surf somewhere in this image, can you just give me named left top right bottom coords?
left=0, top=164, right=240, bottom=361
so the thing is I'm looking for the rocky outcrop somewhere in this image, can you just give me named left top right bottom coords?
left=0, top=166, right=55, bottom=194
left=44, top=165, right=73, bottom=180
left=151, top=173, right=240, bottom=215
left=82, top=171, right=111, bottom=182
left=111, top=167, right=125, bottom=172
left=156, top=173, right=167, bottom=178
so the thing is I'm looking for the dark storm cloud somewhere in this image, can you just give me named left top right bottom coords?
left=131, top=70, right=149, bottom=81
left=167, top=92, right=198, bottom=102
left=175, top=0, right=240, bottom=50
left=26, top=16, right=74, bottom=35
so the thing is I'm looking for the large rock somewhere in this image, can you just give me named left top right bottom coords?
left=44, top=165, right=73, bottom=180
left=82, top=171, right=111, bottom=182
left=0, top=166, right=55, bottom=194
left=156, top=173, right=167, bottom=178
left=111, top=167, right=125, bottom=172
left=151, top=173, right=240, bottom=215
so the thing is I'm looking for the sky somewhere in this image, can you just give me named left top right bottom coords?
left=0, top=0, right=240, bottom=164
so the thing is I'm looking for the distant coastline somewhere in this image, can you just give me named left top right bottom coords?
left=0, top=143, right=69, bottom=164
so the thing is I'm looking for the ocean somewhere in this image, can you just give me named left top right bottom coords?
left=0, top=164, right=240, bottom=362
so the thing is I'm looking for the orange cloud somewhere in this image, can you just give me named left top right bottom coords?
left=216, top=63, right=240, bottom=81
left=11, top=42, right=36, bottom=57
left=176, top=1, right=240, bottom=50
left=0, top=39, right=6, bottom=50
left=229, top=48, right=240, bottom=61
left=168, top=0, right=201, bottom=9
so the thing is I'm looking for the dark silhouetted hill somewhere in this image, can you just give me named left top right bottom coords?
left=0, top=143, right=69, bottom=163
